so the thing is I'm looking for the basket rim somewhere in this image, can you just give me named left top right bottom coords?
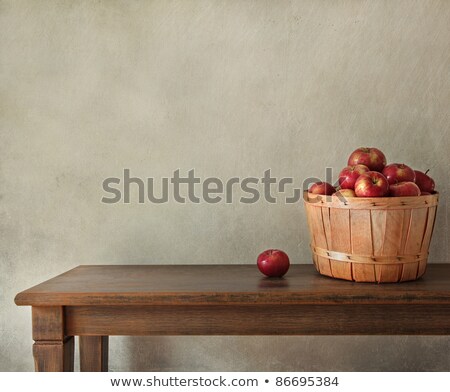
left=303, top=190, right=439, bottom=209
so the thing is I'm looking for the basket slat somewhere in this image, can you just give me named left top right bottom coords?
left=311, top=205, right=328, bottom=250
left=417, top=205, right=437, bottom=278
left=307, top=203, right=333, bottom=276
left=384, top=210, right=404, bottom=254
left=400, top=207, right=429, bottom=281
left=405, top=208, right=428, bottom=254
left=318, top=256, right=333, bottom=277
left=400, top=209, right=412, bottom=253
left=350, top=209, right=375, bottom=282
left=312, top=253, right=319, bottom=271
left=319, top=207, right=334, bottom=277
left=370, top=209, right=386, bottom=256
left=400, top=262, right=420, bottom=282
left=370, top=210, right=393, bottom=282
left=421, top=206, right=437, bottom=252
left=380, top=210, right=405, bottom=282
left=321, top=207, right=332, bottom=250
left=417, top=260, right=428, bottom=278
left=304, top=203, right=316, bottom=243
left=330, top=208, right=352, bottom=280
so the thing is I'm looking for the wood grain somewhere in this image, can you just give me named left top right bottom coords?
left=65, top=304, right=450, bottom=336
left=32, top=306, right=64, bottom=341
left=33, top=338, right=74, bottom=372
left=14, top=265, right=450, bottom=306
left=32, top=307, right=74, bottom=372
left=80, top=336, right=108, bottom=372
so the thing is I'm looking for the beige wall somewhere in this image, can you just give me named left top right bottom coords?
left=1, top=0, right=449, bottom=371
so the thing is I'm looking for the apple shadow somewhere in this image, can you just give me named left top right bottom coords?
left=257, top=277, right=290, bottom=288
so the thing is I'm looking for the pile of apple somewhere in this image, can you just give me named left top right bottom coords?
left=309, top=147, right=436, bottom=197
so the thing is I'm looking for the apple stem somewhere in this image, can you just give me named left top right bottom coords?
left=425, top=169, right=430, bottom=175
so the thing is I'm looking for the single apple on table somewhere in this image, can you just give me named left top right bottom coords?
left=347, top=147, right=387, bottom=172
left=382, top=163, right=415, bottom=185
left=308, top=182, right=336, bottom=195
left=389, top=181, right=421, bottom=197
left=257, top=249, right=290, bottom=278
left=414, top=170, right=435, bottom=193
left=354, top=171, right=389, bottom=197
left=338, top=164, right=370, bottom=189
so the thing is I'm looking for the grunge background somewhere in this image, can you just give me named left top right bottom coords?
left=1, top=0, right=449, bottom=371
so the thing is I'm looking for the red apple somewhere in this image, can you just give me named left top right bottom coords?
left=354, top=171, right=389, bottom=197
left=333, top=189, right=356, bottom=198
left=414, top=170, right=435, bottom=193
left=382, top=163, right=415, bottom=185
left=347, top=147, right=387, bottom=172
left=389, top=182, right=421, bottom=197
left=338, top=164, right=370, bottom=189
left=308, top=182, right=336, bottom=195
left=257, top=249, right=290, bottom=278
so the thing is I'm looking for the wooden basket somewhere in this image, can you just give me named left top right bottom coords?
left=303, top=191, right=439, bottom=283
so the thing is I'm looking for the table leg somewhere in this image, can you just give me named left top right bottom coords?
left=33, top=337, right=74, bottom=371
left=32, top=306, right=74, bottom=371
left=80, top=336, right=109, bottom=372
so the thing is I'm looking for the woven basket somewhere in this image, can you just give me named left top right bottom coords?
left=303, top=191, right=439, bottom=283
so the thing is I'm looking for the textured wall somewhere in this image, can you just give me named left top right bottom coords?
left=1, top=0, right=449, bottom=371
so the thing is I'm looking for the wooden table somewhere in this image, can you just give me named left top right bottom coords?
left=15, top=264, right=450, bottom=372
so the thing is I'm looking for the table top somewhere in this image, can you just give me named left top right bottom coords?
left=14, top=264, right=450, bottom=306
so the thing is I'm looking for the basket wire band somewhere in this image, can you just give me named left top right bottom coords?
left=311, top=245, right=428, bottom=265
